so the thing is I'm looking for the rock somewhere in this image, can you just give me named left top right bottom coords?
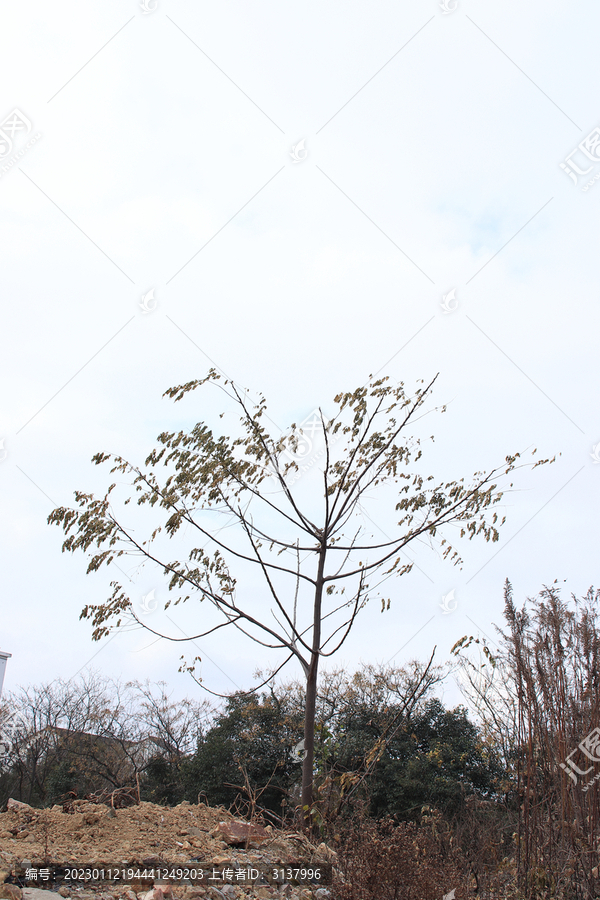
left=314, top=891, right=331, bottom=899
left=158, top=890, right=175, bottom=900
left=142, top=888, right=175, bottom=900
left=58, top=888, right=70, bottom=898
left=122, top=892, right=137, bottom=900
left=7, top=800, right=31, bottom=811
left=0, top=875, right=8, bottom=887
left=215, top=821, right=269, bottom=847
left=0, top=886, right=22, bottom=900
left=23, top=890, right=55, bottom=900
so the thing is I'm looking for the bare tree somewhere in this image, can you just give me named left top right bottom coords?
left=1, top=673, right=210, bottom=806
left=127, top=679, right=212, bottom=762
left=48, top=370, right=553, bottom=816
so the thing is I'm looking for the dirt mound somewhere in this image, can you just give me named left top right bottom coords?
left=0, top=800, right=336, bottom=900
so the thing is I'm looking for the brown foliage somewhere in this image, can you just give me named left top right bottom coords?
left=332, top=806, right=471, bottom=900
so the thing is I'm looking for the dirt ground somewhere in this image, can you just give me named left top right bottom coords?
left=0, top=799, right=337, bottom=900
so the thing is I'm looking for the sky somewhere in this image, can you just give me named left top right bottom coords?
left=1, top=0, right=599, bottom=717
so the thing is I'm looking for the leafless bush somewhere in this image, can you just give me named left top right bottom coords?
left=332, top=803, right=471, bottom=900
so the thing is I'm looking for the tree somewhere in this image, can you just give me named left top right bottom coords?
left=48, top=370, right=553, bottom=816
left=182, top=690, right=300, bottom=818
left=363, top=698, right=505, bottom=820
left=127, top=679, right=212, bottom=806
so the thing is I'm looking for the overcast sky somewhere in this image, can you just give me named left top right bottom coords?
left=1, top=0, right=599, bottom=715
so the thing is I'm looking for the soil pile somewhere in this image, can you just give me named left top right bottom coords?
left=0, top=799, right=337, bottom=900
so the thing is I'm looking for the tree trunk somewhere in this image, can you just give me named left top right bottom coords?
left=301, top=651, right=319, bottom=816
left=301, top=540, right=326, bottom=820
